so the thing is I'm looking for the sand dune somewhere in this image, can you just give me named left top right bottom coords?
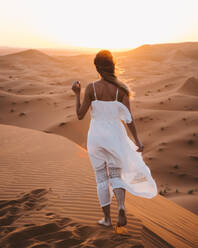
left=179, top=77, right=198, bottom=96
left=0, top=124, right=197, bottom=248
left=0, top=47, right=26, bottom=56
left=0, top=125, right=144, bottom=248
left=118, top=42, right=198, bottom=61
left=0, top=42, right=198, bottom=246
left=0, top=188, right=143, bottom=248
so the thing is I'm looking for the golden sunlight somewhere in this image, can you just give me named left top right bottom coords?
left=0, top=0, right=198, bottom=50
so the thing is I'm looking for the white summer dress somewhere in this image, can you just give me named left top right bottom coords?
left=87, top=82, right=158, bottom=201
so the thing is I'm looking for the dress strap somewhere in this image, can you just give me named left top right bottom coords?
left=116, top=88, right=119, bottom=100
left=93, top=82, right=97, bottom=100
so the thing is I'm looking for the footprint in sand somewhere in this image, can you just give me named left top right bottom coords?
left=46, top=212, right=57, bottom=219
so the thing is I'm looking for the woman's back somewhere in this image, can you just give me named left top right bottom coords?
left=92, top=80, right=125, bottom=102
left=90, top=81, right=132, bottom=124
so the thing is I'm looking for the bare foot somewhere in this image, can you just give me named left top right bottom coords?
left=98, top=218, right=112, bottom=227
left=117, top=208, right=127, bottom=227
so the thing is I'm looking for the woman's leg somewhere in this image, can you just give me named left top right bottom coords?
left=101, top=204, right=111, bottom=223
left=95, top=163, right=112, bottom=226
left=113, top=188, right=127, bottom=226
left=113, top=188, right=125, bottom=210
left=109, top=167, right=127, bottom=226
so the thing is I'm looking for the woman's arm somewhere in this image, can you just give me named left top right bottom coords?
left=72, top=81, right=92, bottom=120
left=127, top=122, right=142, bottom=146
left=122, top=94, right=144, bottom=152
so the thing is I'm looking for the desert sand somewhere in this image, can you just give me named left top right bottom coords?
left=0, top=42, right=198, bottom=247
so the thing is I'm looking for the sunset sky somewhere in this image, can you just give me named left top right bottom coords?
left=0, top=0, right=198, bottom=51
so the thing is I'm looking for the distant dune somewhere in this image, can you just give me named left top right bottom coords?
left=0, top=42, right=198, bottom=247
left=0, top=49, right=62, bottom=71
left=179, top=77, right=198, bottom=96
left=119, top=42, right=198, bottom=61
left=0, top=46, right=26, bottom=56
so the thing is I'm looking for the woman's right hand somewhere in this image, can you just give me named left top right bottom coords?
left=135, top=141, right=144, bottom=152
left=72, top=81, right=81, bottom=95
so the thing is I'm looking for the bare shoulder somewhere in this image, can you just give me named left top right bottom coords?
left=87, top=80, right=101, bottom=93
left=84, top=82, right=94, bottom=99
left=86, top=82, right=94, bottom=90
left=119, top=87, right=128, bottom=101
left=92, top=79, right=102, bottom=86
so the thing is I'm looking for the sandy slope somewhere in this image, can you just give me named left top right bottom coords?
left=0, top=124, right=198, bottom=248
left=0, top=125, right=143, bottom=248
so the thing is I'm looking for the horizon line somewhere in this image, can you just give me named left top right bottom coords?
left=0, top=40, right=198, bottom=53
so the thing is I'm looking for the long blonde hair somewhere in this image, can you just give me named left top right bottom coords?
left=94, top=50, right=132, bottom=97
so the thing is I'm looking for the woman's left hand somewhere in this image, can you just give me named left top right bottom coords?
left=135, top=141, right=144, bottom=152
left=72, top=81, right=81, bottom=94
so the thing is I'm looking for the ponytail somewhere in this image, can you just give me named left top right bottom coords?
left=94, top=50, right=133, bottom=97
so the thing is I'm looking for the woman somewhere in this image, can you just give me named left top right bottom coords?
left=71, top=50, right=157, bottom=230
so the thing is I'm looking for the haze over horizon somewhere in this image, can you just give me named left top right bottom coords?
left=0, top=0, right=198, bottom=51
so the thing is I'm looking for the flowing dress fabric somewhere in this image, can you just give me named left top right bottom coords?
left=87, top=84, right=158, bottom=201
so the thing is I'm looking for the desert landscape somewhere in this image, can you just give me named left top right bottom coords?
left=0, top=42, right=198, bottom=247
